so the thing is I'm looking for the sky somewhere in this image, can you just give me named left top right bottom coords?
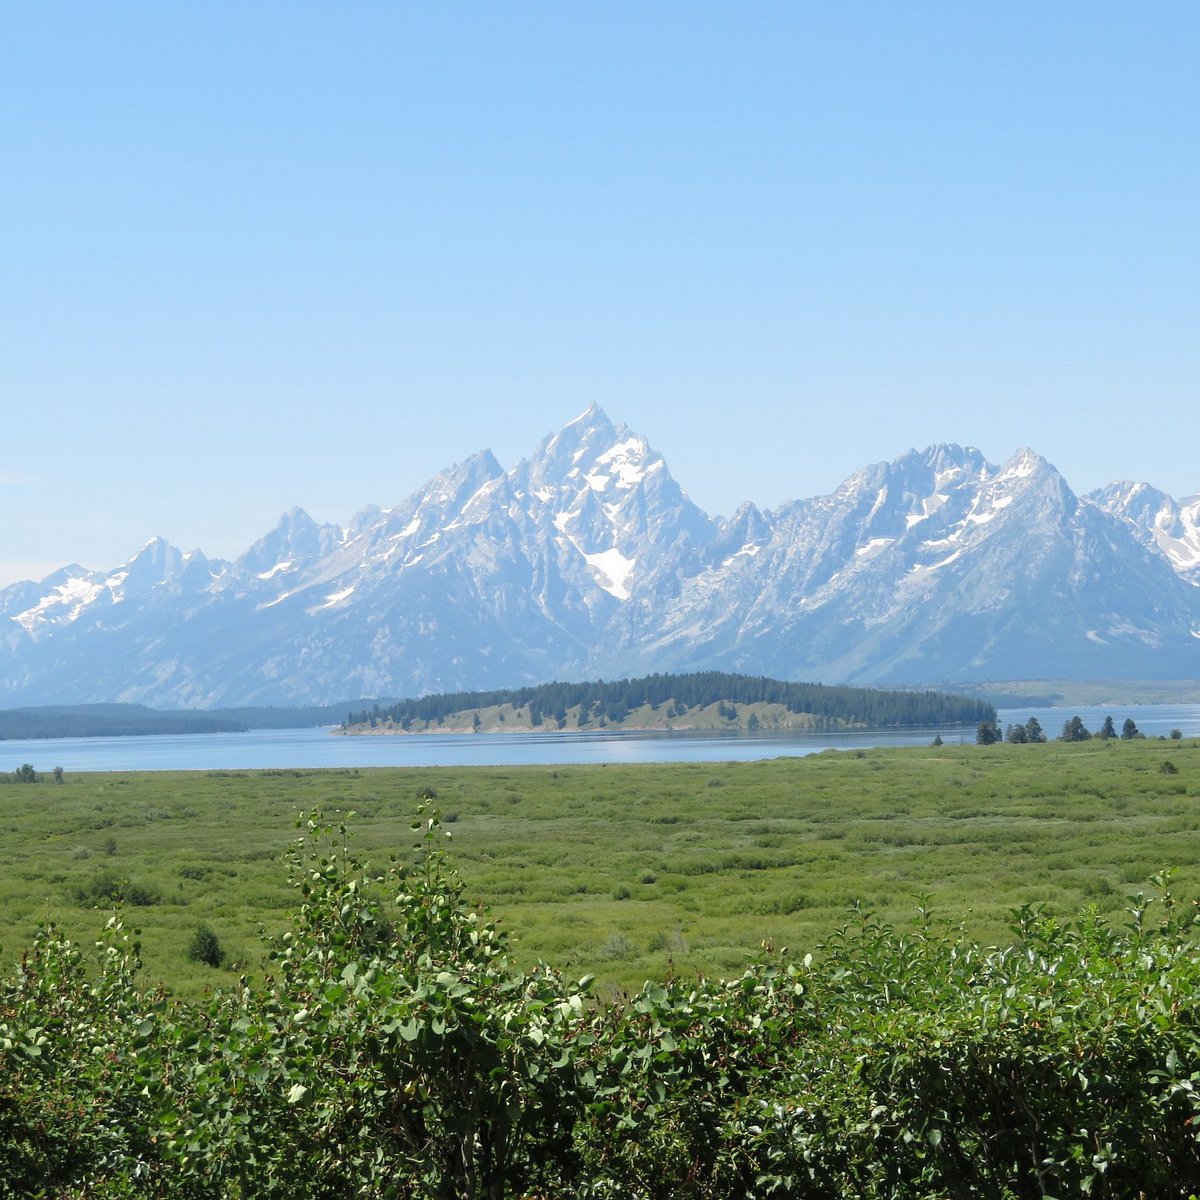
left=2, top=3, right=1197, bottom=587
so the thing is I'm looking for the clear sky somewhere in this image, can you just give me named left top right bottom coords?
left=2, top=3, right=1197, bottom=587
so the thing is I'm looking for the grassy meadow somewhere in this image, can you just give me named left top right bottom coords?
left=1, top=736, right=1198, bottom=997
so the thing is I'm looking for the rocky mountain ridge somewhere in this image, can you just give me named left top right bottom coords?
left=3, top=405, right=1199, bottom=706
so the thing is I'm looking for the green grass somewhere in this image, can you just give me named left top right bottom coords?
left=1, top=738, right=1197, bottom=997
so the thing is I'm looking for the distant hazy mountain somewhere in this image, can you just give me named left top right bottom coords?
left=3, top=405, right=1199, bottom=706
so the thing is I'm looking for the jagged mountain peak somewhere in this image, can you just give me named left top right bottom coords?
left=1091, top=480, right=1176, bottom=523
left=722, top=500, right=768, bottom=536
left=984, top=449, right=1079, bottom=523
left=235, top=506, right=342, bottom=582
left=561, top=401, right=616, bottom=440
left=784, top=444, right=994, bottom=547
left=421, top=448, right=505, bottom=501
left=882, top=444, right=992, bottom=510
left=517, top=408, right=695, bottom=519
left=339, top=450, right=513, bottom=565
left=347, top=503, right=386, bottom=534
left=278, top=504, right=319, bottom=530
left=250, top=507, right=323, bottom=547
left=128, top=534, right=174, bottom=560
left=514, top=406, right=626, bottom=495
left=512, top=410, right=694, bottom=531
left=121, top=536, right=186, bottom=579
left=329, top=451, right=506, bottom=564
left=893, top=443, right=990, bottom=476
left=340, top=454, right=512, bottom=560
left=111, top=538, right=226, bottom=603
left=29, top=562, right=98, bottom=589
left=506, top=412, right=715, bottom=609
left=995, top=446, right=1055, bottom=481
left=546, top=402, right=617, bottom=452
left=827, top=442, right=986, bottom=503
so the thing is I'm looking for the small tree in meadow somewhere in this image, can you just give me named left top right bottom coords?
left=976, top=720, right=1000, bottom=745
left=1060, top=715, right=1091, bottom=742
left=185, top=923, right=224, bottom=968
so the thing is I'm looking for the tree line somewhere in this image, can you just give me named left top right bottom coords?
left=0, top=705, right=247, bottom=741
left=975, top=713, right=1186, bottom=745
left=0, top=763, right=63, bottom=784
left=347, top=671, right=996, bottom=731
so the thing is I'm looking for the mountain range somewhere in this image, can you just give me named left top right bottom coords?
left=3, top=405, right=1199, bottom=708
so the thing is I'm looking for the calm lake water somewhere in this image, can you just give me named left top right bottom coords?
left=2, top=704, right=1198, bottom=772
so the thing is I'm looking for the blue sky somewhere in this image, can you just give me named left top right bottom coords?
left=2, top=3, right=1197, bottom=586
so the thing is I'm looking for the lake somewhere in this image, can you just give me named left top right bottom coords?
left=2, top=704, right=1197, bottom=772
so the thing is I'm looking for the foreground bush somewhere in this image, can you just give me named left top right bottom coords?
left=2, top=814, right=1199, bottom=1197
left=147, top=809, right=593, bottom=1199
left=0, top=917, right=165, bottom=1196
left=575, top=889, right=1200, bottom=1198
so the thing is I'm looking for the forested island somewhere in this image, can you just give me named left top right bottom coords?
left=340, top=671, right=996, bottom=735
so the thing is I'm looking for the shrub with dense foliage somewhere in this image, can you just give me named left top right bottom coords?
left=3, top=813, right=1200, bottom=1197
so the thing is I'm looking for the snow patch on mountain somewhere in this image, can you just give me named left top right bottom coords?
left=583, top=548, right=636, bottom=599
left=320, top=585, right=356, bottom=608
left=721, top=542, right=763, bottom=567
left=14, top=576, right=105, bottom=633
left=856, top=537, right=894, bottom=560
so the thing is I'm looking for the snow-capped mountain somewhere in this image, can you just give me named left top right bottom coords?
left=3, top=407, right=1199, bottom=707
left=631, top=445, right=1200, bottom=684
left=1089, top=482, right=1200, bottom=585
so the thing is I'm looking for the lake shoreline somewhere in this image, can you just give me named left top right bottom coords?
left=2, top=704, right=1196, bottom=771
left=330, top=719, right=873, bottom=737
